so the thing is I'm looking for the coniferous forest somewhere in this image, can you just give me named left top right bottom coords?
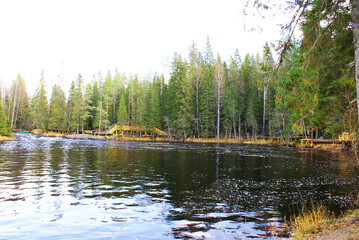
left=0, top=0, right=357, bottom=140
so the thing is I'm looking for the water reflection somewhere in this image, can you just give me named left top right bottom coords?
left=0, top=134, right=358, bottom=239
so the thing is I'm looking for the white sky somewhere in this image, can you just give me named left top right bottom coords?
left=0, top=0, right=288, bottom=97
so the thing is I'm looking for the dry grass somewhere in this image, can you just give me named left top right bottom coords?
left=43, top=132, right=65, bottom=137
left=0, top=135, right=15, bottom=141
left=290, top=204, right=333, bottom=239
left=114, top=136, right=173, bottom=142
left=313, top=144, right=342, bottom=151
left=185, top=137, right=243, bottom=144
left=31, top=129, right=43, bottom=135
left=242, top=139, right=276, bottom=145
left=185, top=137, right=284, bottom=145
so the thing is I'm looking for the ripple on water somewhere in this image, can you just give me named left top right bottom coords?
left=0, top=134, right=358, bottom=239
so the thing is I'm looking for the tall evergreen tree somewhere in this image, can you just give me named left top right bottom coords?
left=7, top=74, right=30, bottom=130
left=200, top=38, right=215, bottom=137
left=31, top=70, right=49, bottom=130
left=188, top=41, right=204, bottom=138
left=214, top=55, right=226, bottom=139
left=0, top=104, right=11, bottom=137
left=117, top=85, right=128, bottom=126
left=167, top=53, right=193, bottom=139
left=48, top=84, right=66, bottom=130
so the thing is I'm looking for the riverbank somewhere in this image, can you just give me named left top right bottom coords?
left=290, top=208, right=359, bottom=239
left=38, top=132, right=348, bottom=151
left=0, top=135, right=15, bottom=141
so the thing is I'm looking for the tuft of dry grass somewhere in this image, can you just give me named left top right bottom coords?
left=31, top=129, right=43, bottom=135
left=115, top=136, right=172, bottom=142
left=313, top=144, right=342, bottom=151
left=0, top=135, right=15, bottom=141
left=290, top=204, right=333, bottom=239
left=43, top=132, right=65, bottom=137
left=185, top=137, right=243, bottom=144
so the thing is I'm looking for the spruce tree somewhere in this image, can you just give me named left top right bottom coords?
left=48, top=84, right=66, bottom=130
left=117, top=86, right=128, bottom=126
left=0, top=104, right=11, bottom=137
left=31, top=70, right=49, bottom=131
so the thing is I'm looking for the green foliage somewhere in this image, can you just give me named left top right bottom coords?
left=0, top=104, right=12, bottom=137
left=48, top=84, right=66, bottom=130
left=31, top=70, right=49, bottom=131
left=117, top=86, right=128, bottom=126
left=3, top=14, right=355, bottom=140
left=273, top=0, right=355, bottom=137
left=166, top=53, right=194, bottom=138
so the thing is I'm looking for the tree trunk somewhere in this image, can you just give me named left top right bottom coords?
left=99, top=104, right=102, bottom=134
left=196, top=85, right=199, bottom=138
left=10, top=82, right=18, bottom=128
left=352, top=0, right=359, bottom=129
left=105, top=99, right=109, bottom=130
left=268, top=107, right=271, bottom=137
left=238, top=111, right=241, bottom=139
left=195, top=74, right=200, bottom=138
left=262, top=86, right=267, bottom=136
left=217, top=89, right=220, bottom=139
left=232, top=101, right=236, bottom=138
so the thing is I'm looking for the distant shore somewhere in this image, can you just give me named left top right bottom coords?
left=27, top=132, right=346, bottom=151
left=0, top=135, right=15, bottom=141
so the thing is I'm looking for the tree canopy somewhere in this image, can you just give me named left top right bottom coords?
left=1, top=1, right=357, bottom=140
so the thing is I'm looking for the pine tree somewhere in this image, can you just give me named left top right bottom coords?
left=7, top=74, right=30, bottom=130
left=258, top=42, right=274, bottom=136
left=167, top=53, right=193, bottom=139
left=67, top=74, right=85, bottom=133
left=81, top=83, right=94, bottom=130
left=145, top=75, right=161, bottom=129
left=117, top=85, right=128, bottom=126
left=90, top=76, right=101, bottom=129
left=0, top=104, right=11, bottom=137
left=237, top=54, right=253, bottom=138
left=214, top=55, right=226, bottom=139
left=48, top=84, right=66, bottom=130
left=226, top=51, right=242, bottom=138
left=188, top=41, right=204, bottom=138
left=200, top=38, right=215, bottom=137
left=102, top=71, right=114, bottom=128
left=31, top=70, right=49, bottom=131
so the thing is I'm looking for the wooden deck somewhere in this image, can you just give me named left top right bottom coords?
left=96, top=125, right=167, bottom=137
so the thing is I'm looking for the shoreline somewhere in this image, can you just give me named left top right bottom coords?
left=10, top=132, right=359, bottom=239
left=33, top=132, right=348, bottom=152
left=0, top=135, right=15, bottom=141
left=291, top=209, right=359, bottom=239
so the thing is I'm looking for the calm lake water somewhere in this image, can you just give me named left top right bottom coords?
left=0, top=134, right=358, bottom=239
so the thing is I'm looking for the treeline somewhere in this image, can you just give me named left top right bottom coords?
left=0, top=1, right=356, bottom=139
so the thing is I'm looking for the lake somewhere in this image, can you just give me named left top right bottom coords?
left=0, top=134, right=358, bottom=239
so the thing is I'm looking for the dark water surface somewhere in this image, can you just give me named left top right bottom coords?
left=0, top=134, right=358, bottom=239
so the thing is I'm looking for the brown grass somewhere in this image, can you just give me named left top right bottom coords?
left=43, top=132, right=65, bottom=137
left=185, top=137, right=284, bottom=145
left=290, top=204, right=333, bottom=239
left=31, top=129, right=43, bottom=135
left=0, top=135, right=15, bottom=141
left=313, top=144, right=342, bottom=151
left=114, top=136, right=174, bottom=142
left=185, top=137, right=243, bottom=144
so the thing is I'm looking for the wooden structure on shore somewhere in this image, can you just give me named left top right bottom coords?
left=300, top=132, right=357, bottom=147
left=42, top=127, right=358, bottom=148
left=95, top=125, right=167, bottom=137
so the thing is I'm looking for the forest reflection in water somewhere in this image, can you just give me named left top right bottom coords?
left=0, top=134, right=358, bottom=239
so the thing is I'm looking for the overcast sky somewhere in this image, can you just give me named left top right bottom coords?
left=0, top=0, right=288, bottom=96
